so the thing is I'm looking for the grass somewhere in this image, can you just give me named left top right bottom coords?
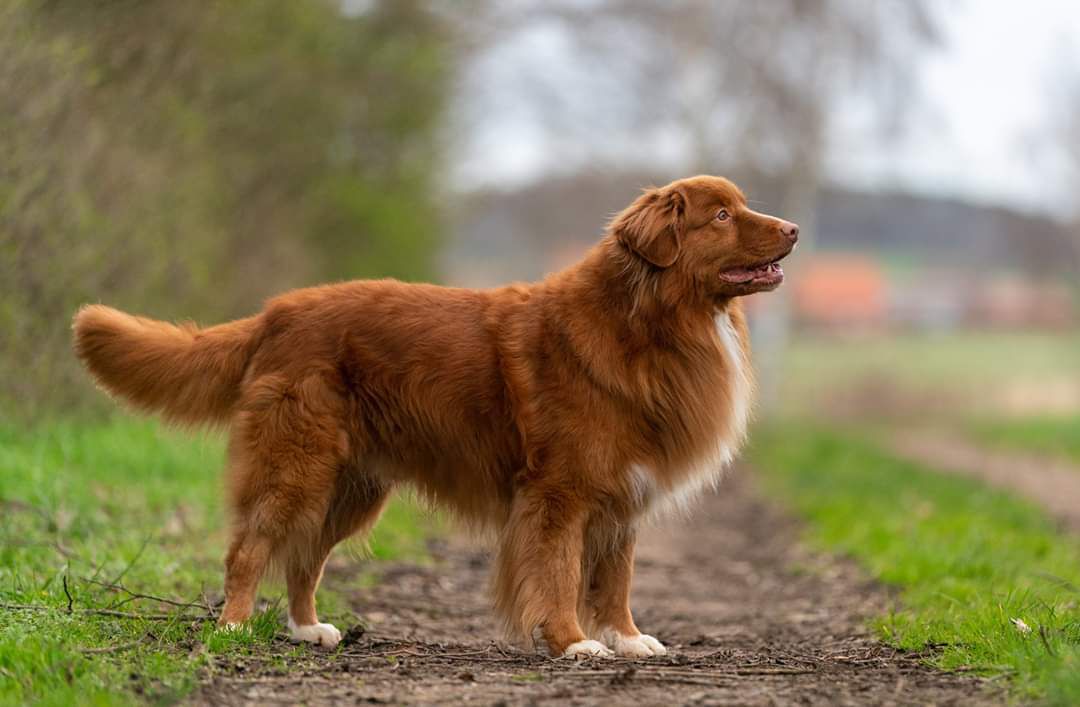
left=750, top=424, right=1080, bottom=705
left=782, top=331, right=1080, bottom=389
left=967, top=415, right=1080, bottom=464
left=0, top=418, right=430, bottom=705
left=775, top=331, right=1080, bottom=418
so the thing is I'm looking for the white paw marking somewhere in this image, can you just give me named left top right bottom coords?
left=287, top=617, right=342, bottom=648
left=561, top=639, right=614, bottom=659
left=601, top=628, right=668, bottom=658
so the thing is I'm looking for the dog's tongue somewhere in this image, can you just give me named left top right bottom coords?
left=720, top=268, right=757, bottom=283
left=719, top=264, right=767, bottom=284
left=719, top=262, right=783, bottom=284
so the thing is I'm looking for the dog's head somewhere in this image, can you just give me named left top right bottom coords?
left=610, top=175, right=798, bottom=297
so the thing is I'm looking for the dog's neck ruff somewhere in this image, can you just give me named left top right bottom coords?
left=713, top=308, right=752, bottom=448
left=631, top=308, right=752, bottom=520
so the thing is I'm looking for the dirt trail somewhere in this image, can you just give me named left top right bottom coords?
left=194, top=471, right=992, bottom=706
left=891, top=430, right=1080, bottom=532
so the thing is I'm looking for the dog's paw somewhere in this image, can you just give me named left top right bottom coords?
left=620, top=633, right=667, bottom=658
left=287, top=618, right=342, bottom=649
left=602, top=629, right=668, bottom=658
left=561, top=639, right=615, bottom=659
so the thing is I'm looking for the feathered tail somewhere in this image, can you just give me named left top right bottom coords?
left=72, top=304, right=262, bottom=425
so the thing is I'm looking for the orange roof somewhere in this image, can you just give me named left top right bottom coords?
left=792, top=255, right=887, bottom=323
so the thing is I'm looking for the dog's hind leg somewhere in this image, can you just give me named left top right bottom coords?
left=218, top=528, right=274, bottom=627
left=218, top=373, right=348, bottom=636
left=283, top=472, right=391, bottom=648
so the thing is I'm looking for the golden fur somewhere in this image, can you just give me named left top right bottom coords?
left=73, top=175, right=797, bottom=656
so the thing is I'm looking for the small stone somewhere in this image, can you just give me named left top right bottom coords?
left=341, top=623, right=368, bottom=647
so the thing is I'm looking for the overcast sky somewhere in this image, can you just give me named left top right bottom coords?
left=455, top=1, right=1080, bottom=217
left=829, top=0, right=1080, bottom=216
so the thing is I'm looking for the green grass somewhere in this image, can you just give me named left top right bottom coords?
left=783, top=331, right=1080, bottom=388
left=0, top=418, right=430, bottom=705
left=968, top=415, right=1080, bottom=464
left=776, top=331, right=1080, bottom=418
left=750, top=425, right=1080, bottom=705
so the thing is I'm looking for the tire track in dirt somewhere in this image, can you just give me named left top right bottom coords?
left=193, top=470, right=994, bottom=706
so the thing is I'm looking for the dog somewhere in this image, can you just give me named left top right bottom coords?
left=73, top=175, right=797, bottom=658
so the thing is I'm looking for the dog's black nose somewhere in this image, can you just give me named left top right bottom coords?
left=780, top=221, right=800, bottom=242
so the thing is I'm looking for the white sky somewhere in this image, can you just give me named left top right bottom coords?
left=829, top=0, right=1080, bottom=216
left=456, top=1, right=1080, bottom=217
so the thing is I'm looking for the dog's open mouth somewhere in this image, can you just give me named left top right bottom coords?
left=718, top=260, right=784, bottom=287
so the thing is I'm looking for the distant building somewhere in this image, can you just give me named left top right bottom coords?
left=790, top=255, right=888, bottom=332
left=788, top=254, right=1074, bottom=333
left=968, top=277, right=1075, bottom=330
left=888, top=268, right=970, bottom=332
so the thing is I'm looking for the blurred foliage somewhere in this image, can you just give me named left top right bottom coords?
left=969, top=415, right=1080, bottom=464
left=0, top=0, right=450, bottom=419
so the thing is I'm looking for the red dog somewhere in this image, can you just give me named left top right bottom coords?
left=74, top=175, right=796, bottom=657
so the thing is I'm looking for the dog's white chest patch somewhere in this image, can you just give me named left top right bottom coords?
left=713, top=310, right=752, bottom=446
left=632, top=310, right=752, bottom=519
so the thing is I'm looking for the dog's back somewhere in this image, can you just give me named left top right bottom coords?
left=252, top=279, right=527, bottom=522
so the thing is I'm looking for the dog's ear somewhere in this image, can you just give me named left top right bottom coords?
left=609, top=187, right=686, bottom=268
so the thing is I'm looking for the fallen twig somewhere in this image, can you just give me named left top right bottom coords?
left=343, top=646, right=543, bottom=665
left=202, top=588, right=218, bottom=620
left=63, top=575, right=74, bottom=614
left=0, top=601, right=212, bottom=622
left=389, top=647, right=500, bottom=659
left=564, top=666, right=817, bottom=680
left=79, top=636, right=150, bottom=655
left=338, top=645, right=821, bottom=676
left=83, top=576, right=212, bottom=613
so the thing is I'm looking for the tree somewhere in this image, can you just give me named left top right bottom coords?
left=455, top=1, right=937, bottom=203
left=0, top=0, right=451, bottom=418
left=452, top=0, right=939, bottom=403
left=1060, top=70, right=1080, bottom=271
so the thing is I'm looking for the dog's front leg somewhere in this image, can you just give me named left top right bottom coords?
left=588, top=529, right=667, bottom=658
left=494, top=487, right=612, bottom=658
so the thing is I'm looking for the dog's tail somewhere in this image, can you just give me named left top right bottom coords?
left=72, top=304, right=263, bottom=426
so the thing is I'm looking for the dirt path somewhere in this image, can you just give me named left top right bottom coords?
left=891, top=430, right=1080, bottom=532
left=194, top=471, right=992, bottom=706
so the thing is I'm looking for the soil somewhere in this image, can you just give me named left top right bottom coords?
left=192, top=470, right=995, bottom=706
left=891, top=430, right=1080, bottom=532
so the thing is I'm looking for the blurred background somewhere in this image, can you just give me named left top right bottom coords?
left=2, top=0, right=1078, bottom=433
left=2, top=5, right=1080, bottom=700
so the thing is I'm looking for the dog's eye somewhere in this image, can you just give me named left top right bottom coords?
left=716, top=209, right=730, bottom=222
